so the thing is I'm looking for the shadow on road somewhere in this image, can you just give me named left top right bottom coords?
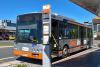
left=52, top=49, right=86, bottom=63
left=16, top=57, right=42, bottom=65
left=15, top=49, right=100, bottom=67
left=52, top=49, right=100, bottom=67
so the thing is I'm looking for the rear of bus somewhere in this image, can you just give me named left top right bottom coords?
left=13, top=13, right=43, bottom=60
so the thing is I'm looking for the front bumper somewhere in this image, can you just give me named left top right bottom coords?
left=13, top=49, right=42, bottom=60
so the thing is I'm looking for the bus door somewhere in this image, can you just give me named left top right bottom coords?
left=51, top=19, right=59, bottom=53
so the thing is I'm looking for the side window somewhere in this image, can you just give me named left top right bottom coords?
left=67, top=23, right=72, bottom=39
left=90, top=29, right=93, bottom=38
left=67, top=23, right=78, bottom=39
left=87, top=28, right=90, bottom=38
left=72, top=25, right=78, bottom=39
left=59, top=21, right=64, bottom=38
left=84, top=27, right=86, bottom=38
left=79, top=26, right=81, bottom=38
left=62, top=21, right=78, bottom=39
left=70, top=24, right=74, bottom=39
left=88, top=29, right=93, bottom=38
left=63, top=20, right=68, bottom=38
left=79, top=26, right=84, bottom=39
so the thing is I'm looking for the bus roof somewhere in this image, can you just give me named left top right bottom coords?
left=17, top=12, right=42, bottom=17
left=17, top=12, right=92, bottom=29
left=52, top=14, right=92, bottom=29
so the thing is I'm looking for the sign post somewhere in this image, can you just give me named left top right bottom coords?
left=42, top=4, right=51, bottom=67
left=96, top=4, right=100, bottom=16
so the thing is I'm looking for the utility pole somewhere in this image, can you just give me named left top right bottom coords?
left=42, top=4, right=51, bottom=67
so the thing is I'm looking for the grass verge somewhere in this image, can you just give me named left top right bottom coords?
left=14, top=64, right=27, bottom=67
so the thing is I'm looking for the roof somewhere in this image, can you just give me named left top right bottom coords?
left=53, top=14, right=92, bottom=29
left=70, top=0, right=100, bottom=16
left=7, top=22, right=16, bottom=27
left=4, top=26, right=16, bottom=30
left=94, top=16, right=100, bottom=20
left=93, top=17, right=100, bottom=24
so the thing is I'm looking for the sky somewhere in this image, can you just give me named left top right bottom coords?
left=0, top=0, right=96, bottom=23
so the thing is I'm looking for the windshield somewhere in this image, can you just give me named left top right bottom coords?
left=18, top=29, right=38, bottom=43
left=16, top=13, right=42, bottom=44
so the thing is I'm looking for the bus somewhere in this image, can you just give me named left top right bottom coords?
left=13, top=12, right=93, bottom=59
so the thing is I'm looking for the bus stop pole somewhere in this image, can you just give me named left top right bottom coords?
left=43, top=45, right=51, bottom=67
left=42, top=4, right=51, bottom=67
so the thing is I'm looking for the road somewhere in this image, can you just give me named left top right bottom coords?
left=0, top=40, right=100, bottom=67
left=0, top=41, right=42, bottom=67
left=0, top=47, right=17, bottom=64
left=52, top=48, right=100, bottom=67
left=0, top=47, right=100, bottom=67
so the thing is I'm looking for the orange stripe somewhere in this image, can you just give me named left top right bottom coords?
left=13, top=49, right=42, bottom=60
left=69, top=39, right=77, bottom=47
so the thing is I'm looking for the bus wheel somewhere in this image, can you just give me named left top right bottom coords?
left=62, top=46, right=69, bottom=58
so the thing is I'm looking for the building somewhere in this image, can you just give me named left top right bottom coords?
left=4, top=20, right=16, bottom=31
left=92, top=17, right=100, bottom=39
left=0, top=20, right=16, bottom=40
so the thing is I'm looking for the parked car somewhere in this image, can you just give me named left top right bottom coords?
left=9, top=35, right=15, bottom=40
left=0, top=36, right=3, bottom=40
left=3, top=34, right=9, bottom=40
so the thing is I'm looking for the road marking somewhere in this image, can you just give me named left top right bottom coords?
left=0, top=46, right=13, bottom=48
left=0, top=57, right=15, bottom=61
left=0, top=60, right=22, bottom=67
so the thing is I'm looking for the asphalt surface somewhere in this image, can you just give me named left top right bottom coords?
left=0, top=47, right=13, bottom=59
left=0, top=47, right=42, bottom=67
left=53, top=48, right=100, bottom=67
left=1, top=47, right=100, bottom=67
left=0, top=40, right=100, bottom=67
left=0, top=47, right=17, bottom=64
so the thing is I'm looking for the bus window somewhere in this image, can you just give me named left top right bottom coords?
left=59, top=21, right=64, bottom=38
left=17, top=14, right=42, bottom=44
left=18, top=29, right=31, bottom=43
left=67, top=23, right=78, bottom=39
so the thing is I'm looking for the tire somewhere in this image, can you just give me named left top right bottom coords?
left=62, top=46, right=69, bottom=58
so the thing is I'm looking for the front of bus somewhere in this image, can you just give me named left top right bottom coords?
left=13, top=13, right=43, bottom=60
